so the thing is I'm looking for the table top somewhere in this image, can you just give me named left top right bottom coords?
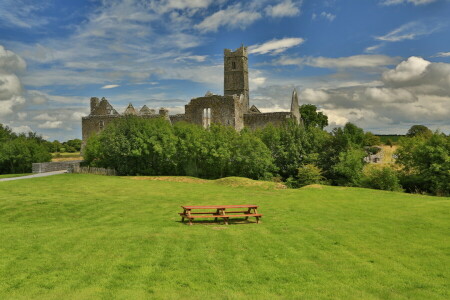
left=182, top=205, right=258, bottom=210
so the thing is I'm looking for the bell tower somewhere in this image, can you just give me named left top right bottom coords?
left=224, top=45, right=249, bottom=112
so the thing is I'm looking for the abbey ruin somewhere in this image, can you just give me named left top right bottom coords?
left=82, top=46, right=301, bottom=145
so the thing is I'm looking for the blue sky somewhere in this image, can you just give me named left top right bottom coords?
left=0, top=0, right=449, bottom=140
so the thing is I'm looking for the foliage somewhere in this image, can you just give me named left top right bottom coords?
left=361, top=166, right=403, bottom=192
left=0, top=124, right=52, bottom=174
left=406, top=125, right=432, bottom=138
left=396, top=132, right=450, bottom=196
left=85, top=118, right=275, bottom=179
left=286, top=164, right=325, bottom=188
left=385, top=138, right=394, bottom=147
left=299, top=104, right=328, bottom=129
left=363, top=132, right=381, bottom=146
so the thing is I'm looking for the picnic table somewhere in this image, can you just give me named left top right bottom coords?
left=179, top=205, right=262, bottom=225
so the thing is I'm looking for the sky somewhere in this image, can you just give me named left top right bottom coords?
left=0, top=0, right=449, bottom=141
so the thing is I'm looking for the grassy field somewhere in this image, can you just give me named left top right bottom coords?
left=0, top=175, right=449, bottom=299
left=376, top=135, right=405, bottom=144
left=51, top=152, right=82, bottom=162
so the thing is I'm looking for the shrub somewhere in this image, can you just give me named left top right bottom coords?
left=362, top=166, right=403, bottom=192
left=287, top=164, right=324, bottom=188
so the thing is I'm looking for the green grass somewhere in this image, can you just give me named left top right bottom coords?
left=0, top=173, right=31, bottom=179
left=0, top=175, right=449, bottom=299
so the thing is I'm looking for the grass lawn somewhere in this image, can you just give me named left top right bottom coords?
left=0, top=174, right=31, bottom=179
left=0, top=175, right=448, bottom=299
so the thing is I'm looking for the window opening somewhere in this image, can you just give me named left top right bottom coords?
left=99, top=120, right=105, bottom=130
left=232, top=61, right=236, bottom=69
left=202, top=108, right=211, bottom=128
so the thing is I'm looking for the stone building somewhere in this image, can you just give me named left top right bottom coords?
left=82, top=45, right=301, bottom=145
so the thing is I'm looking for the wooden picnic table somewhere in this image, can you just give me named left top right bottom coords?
left=179, top=205, right=262, bottom=225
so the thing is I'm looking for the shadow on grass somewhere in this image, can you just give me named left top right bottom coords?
left=177, top=218, right=261, bottom=226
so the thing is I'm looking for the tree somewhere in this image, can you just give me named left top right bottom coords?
left=364, top=132, right=381, bottom=146
left=406, top=125, right=432, bottom=138
left=0, top=125, right=51, bottom=174
left=396, top=132, right=449, bottom=196
left=287, top=164, right=325, bottom=188
left=299, top=104, right=328, bottom=129
left=362, top=166, right=403, bottom=192
left=386, top=138, right=393, bottom=148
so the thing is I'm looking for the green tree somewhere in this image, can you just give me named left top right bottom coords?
left=299, top=104, right=328, bottom=129
left=362, top=166, right=403, bottom=192
left=396, top=132, right=449, bottom=196
left=406, top=125, right=432, bottom=138
left=364, top=132, right=381, bottom=146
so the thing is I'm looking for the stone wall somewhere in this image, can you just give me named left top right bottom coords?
left=184, top=94, right=244, bottom=130
left=32, top=160, right=82, bottom=174
left=169, top=114, right=186, bottom=124
left=244, top=112, right=292, bottom=130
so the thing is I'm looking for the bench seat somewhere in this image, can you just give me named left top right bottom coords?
left=180, top=213, right=262, bottom=219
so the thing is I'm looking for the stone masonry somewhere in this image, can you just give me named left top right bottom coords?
left=81, top=45, right=302, bottom=147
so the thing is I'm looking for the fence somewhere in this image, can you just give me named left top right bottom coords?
left=71, top=165, right=117, bottom=176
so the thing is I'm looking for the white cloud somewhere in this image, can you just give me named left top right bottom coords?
left=101, top=84, right=120, bottom=89
left=149, top=0, right=213, bottom=14
left=365, top=87, right=416, bottom=103
left=71, top=112, right=85, bottom=121
left=175, top=55, right=208, bottom=62
left=381, top=0, right=437, bottom=5
left=33, top=113, right=57, bottom=121
left=375, top=21, right=440, bottom=42
left=320, top=12, right=336, bottom=21
left=382, top=56, right=430, bottom=83
left=0, top=1, right=48, bottom=28
left=38, top=121, right=63, bottom=129
left=265, top=0, right=301, bottom=18
left=435, top=52, right=450, bottom=57
left=299, top=88, right=330, bottom=103
left=10, top=125, right=33, bottom=134
left=364, top=44, right=383, bottom=53
left=17, top=112, right=27, bottom=120
left=249, top=38, right=305, bottom=55
left=305, top=55, right=399, bottom=69
left=0, top=45, right=26, bottom=116
left=195, top=4, right=261, bottom=32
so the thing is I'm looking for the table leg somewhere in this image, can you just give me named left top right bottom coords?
left=220, top=209, right=228, bottom=225
left=245, top=207, right=251, bottom=220
left=186, top=209, right=193, bottom=226
left=215, top=209, right=220, bottom=222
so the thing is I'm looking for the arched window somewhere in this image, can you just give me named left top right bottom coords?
left=202, top=108, right=211, bottom=128
left=232, top=61, right=236, bottom=70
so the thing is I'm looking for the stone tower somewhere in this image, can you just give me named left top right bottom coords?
left=224, top=45, right=249, bottom=112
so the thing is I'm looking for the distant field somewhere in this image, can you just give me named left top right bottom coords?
left=0, top=175, right=448, bottom=299
left=51, top=152, right=82, bottom=162
left=376, top=135, right=405, bottom=144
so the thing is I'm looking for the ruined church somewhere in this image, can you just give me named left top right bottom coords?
left=82, top=46, right=301, bottom=145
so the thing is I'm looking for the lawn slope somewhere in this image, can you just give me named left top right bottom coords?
left=0, top=174, right=449, bottom=299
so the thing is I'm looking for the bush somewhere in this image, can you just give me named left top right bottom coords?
left=286, top=164, right=324, bottom=188
left=362, top=166, right=403, bottom=192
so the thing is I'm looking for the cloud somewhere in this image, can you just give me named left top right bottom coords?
left=299, top=89, right=330, bottom=103
left=38, top=121, right=63, bottom=129
left=253, top=56, right=450, bottom=133
left=0, top=45, right=27, bottom=116
left=320, top=12, right=336, bottom=21
left=175, top=55, right=208, bottom=62
left=101, top=84, right=120, bottom=89
left=265, top=0, right=301, bottom=17
left=381, top=0, right=437, bottom=5
left=10, top=125, right=33, bottom=134
left=364, top=44, right=384, bottom=53
left=194, top=4, right=261, bottom=32
left=305, top=55, right=399, bottom=69
left=375, top=21, right=440, bottom=42
left=33, top=113, right=57, bottom=121
left=382, top=56, right=430, bottom=83
left=249, top=38, right=305, bottom=55
left=0, top=0, right=48, bottom=28
left=434, top=52, right=450, bottom=57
